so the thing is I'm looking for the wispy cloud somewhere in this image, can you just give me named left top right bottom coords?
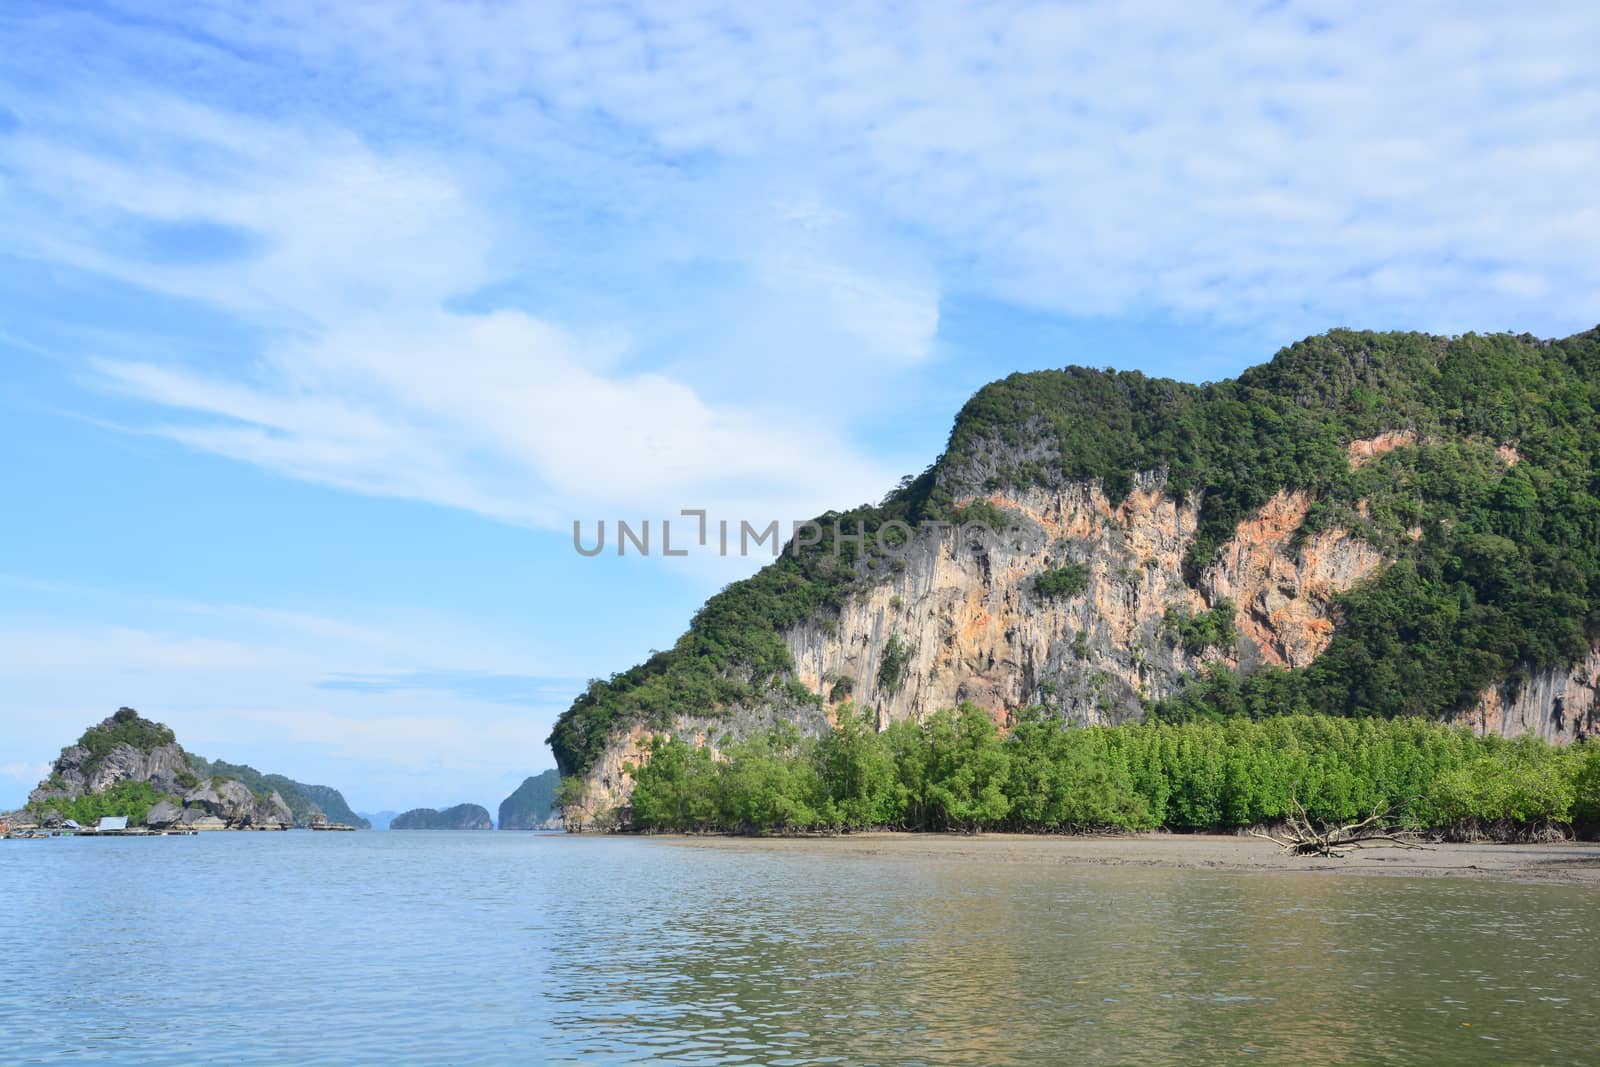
left=0, top=84, right=906, bottom=528
left=224, top=706, right=554, bottom=779
left=99, top=0, right=1599, bottom=335
left=84, top=308, right=902, bottom=527
left=0, top=625, right=302, bottom=674
left=317, top=670, right=589, bottom=706
left=6, top=2, right=1594, bottom=538
left=0, top=575, right=555, bottom=677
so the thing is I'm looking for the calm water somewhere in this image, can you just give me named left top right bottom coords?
left=2, top=833, right=1597, bottom=1065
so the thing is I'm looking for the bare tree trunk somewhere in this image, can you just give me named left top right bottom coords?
left=1250, top=797, right=1429, bottom=858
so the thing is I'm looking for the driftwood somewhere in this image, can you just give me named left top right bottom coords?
left=1250, top=798, right=1430, bottom=858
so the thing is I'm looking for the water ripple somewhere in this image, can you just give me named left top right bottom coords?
left=1, top=834, right=1596, bottom=1064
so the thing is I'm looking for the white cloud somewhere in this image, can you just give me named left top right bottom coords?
left=131, top=0, right=1596, bottom=337
left=0, top=94, right=493, bottom=320
left=0, top=577, right=568, bottom=683
left=1, top=83, right=907, bottom=529
left=758, top=253, right=939, bottom=366
left=6, top=2, right=1591, bottom=538
left=87, top=304, right=899, bottom=527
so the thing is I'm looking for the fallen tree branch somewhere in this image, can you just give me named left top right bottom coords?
left=1250, top=799, right=1431, bottom=858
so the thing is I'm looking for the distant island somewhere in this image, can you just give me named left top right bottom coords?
left=8, top=707, right=367, bottom=831
left=391, top=803, right=493, bottom=830
left=359, top=810, right=399, bottom=830
left=497, top=769, right=562, bottom=830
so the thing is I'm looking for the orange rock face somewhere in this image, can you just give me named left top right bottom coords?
left=1346, top=430, right=1417, bottom=468
left=1201, top=490, right=1385, bottom=668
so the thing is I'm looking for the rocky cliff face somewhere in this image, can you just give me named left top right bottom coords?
left=30, top=739, right=193, bottom=804
left=787, top=478, right=1385, bottom=727
left=179, top=778, right=294, bottom=829
left=568, top=472, right=1388, bottom=822
left=1450, top=641, right=1600, bottom=745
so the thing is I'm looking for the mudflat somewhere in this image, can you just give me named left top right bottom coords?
left=656, top=830, right=1600, bottom=886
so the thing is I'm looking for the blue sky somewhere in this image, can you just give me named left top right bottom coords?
left=3, top=1, right=1597, bottom=812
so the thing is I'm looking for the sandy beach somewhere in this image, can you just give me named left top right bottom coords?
left=655, top=831, right=1600, bottom=887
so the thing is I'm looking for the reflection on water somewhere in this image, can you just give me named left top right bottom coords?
left=2, top=833, right=1595, bottom=1064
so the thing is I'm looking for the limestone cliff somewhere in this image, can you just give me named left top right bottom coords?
left=32, top=736, right=193, bottom=802
left=1450, top=642, right=1600, bottom=745
left=567, top=473, right=1386, bottom=821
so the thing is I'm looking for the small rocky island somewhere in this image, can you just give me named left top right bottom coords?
left=10, top=708, right=365, bottom=832
left=390, top=803, right=494, bottom=830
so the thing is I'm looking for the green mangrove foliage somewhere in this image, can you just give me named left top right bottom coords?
left=623, top=706, right=1600, bottom=837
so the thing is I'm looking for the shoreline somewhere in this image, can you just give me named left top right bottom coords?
left=647, top=830, right=1600, bottom=887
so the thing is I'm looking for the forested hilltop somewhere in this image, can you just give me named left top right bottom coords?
left=550, top=329, right=1600, bottom=828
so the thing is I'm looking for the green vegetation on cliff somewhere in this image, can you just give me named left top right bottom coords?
left=552, top=328, right=1600, bottom=779
left=1034, top=563, right=1090, bottom=600
left=548, top=516, right=882, bottom=777
left=627, top=706, right=1600, bottom=837
left=1164, top=601, right=1239, bottom=656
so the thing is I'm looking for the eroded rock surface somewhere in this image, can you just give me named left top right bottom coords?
left=570, top=474, right=1389, bottom=820
left=1451, top=642, right=1600, bottom=744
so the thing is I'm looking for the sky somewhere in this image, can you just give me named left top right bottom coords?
left=2, top=1, right=1597, bottom=813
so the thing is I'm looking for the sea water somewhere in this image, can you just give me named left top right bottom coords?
left=2, top=832, right=1597, bottom=1064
